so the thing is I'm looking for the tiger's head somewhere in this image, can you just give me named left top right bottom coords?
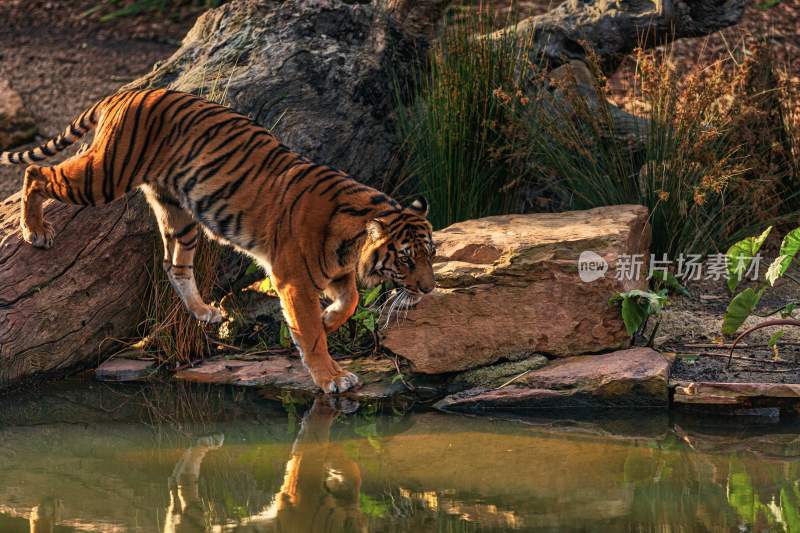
left=359, top=197, right=435, bottom=304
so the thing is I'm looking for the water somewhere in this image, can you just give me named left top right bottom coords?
left=1, top=380, right=799, bottom=532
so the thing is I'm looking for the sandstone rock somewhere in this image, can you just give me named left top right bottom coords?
left=673, top=381, right=800, bottom=410
left=0, top=78, right=37, bottom=148
left=434, top=348, right=670, bottom=412
left=175, top=353, right=412, bottom=401
left=382, top=205, right=650, bottom=374
left=95, top=356, right=156, bottom=382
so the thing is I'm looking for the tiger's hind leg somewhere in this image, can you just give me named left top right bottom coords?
left=21, top=165, right=62, bottom=248
left=20, top=151, right=131, bottom=248
left=143, top=187, right=223, bottom=324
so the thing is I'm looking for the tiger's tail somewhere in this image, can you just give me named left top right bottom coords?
left=0, top=100, right=102, bottom=165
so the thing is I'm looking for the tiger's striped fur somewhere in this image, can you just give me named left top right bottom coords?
left=2, top=89, right=435, bottom=394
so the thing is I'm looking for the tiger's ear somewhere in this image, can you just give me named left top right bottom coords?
left=408, top=196, right=429, bottom=217
left=367, top=219, right=386, bottom=242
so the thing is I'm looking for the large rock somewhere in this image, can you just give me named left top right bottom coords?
left=382, top=205, right=650, bottom=374
left=434, top=347, right=671, bottom=412
left=0, top=78, right=37, bottom=149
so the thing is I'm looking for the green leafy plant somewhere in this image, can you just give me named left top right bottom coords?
left=650, top=270, right=690, bottom=297
left=610, top=289, right=669, bottom=338
left=722, top=226, right=800, bottom=336
left=327, top=285, right=383, bottom=356
left=727, top=226, right=772, bottom=292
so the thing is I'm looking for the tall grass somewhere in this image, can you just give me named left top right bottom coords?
left=138, top=236, right=222, bottom=364
left=395, top=7, right=534, bottom=230
left=524, top=45, right=799, bottom=256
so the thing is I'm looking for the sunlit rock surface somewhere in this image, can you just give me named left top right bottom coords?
left=435, top=347, right=671, bottom=411
left=673, top=381, right=800, bottom=417
left=382, top=205, right=651, bottom=374
left=95, top=356, right=155, bottom=382
left=174, top=353, right=411, bottom=401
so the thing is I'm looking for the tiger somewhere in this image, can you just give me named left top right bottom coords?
left=163, top=398, right=364, bottom=533
left=1, top=88, right=436, bottom=394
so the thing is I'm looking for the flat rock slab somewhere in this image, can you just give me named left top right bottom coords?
left=382, top=205, right=651, bottom=374
left=95, top=357, right=156, bottom=382
left=435, top=348, right=670, bottom=412
left=175, top=354, right=409, bottom=401
left=673, top=381, right=800, bottom=410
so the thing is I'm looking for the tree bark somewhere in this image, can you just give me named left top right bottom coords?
left=506, top=0, right=749, bottom=76
left=0, top=0, right=447, bottom=388
left=0, top=194, right=154, bottom=386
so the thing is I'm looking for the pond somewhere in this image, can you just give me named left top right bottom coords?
left=1, top=379, right=799, bottom=532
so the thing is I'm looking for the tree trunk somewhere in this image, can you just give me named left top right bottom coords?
left=0, top=195, right=154, bottom=386
left=506, top=0, right=749, bottom=76
left=0, top=0, right=447, bottom=388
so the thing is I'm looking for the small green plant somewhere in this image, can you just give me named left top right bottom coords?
left=650, top=270, right=690, bottom=297
left=327, top=285, right=383, bottom=356
left=722, top=225, right=800, bottom=336
left=610, top=289, right=669, bottom=339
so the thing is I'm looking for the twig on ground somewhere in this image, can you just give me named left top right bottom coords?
left=495, top=369, right=532, bottom=389
left=676, top=350, right=800, bottom=366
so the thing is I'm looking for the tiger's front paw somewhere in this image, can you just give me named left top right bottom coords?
left=314, top=370, right=361, bottom=394
left=21, top=220, right=55, bottom=249
left=192, top=305, right=224, bottom=324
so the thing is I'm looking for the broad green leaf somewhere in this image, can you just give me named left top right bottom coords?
left=363, top=313, right=376, bottom=332
left=766, top=255, right=787, bottom=286
left=768, top=330, right=785, bottom=348
left=726, top=226, right=772, bottom=292
left=611, top=289, right=669, bottom=337
left=722, top=287, right=764, bottom=336
left=621, top=297, right=648, bottom=336
left=766, top=227, right=800, bottom=286
left=362, top=284, right=383, bottom=307
left=781, top=303, right=797, bottom=318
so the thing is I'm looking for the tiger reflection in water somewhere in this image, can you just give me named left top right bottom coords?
left=164, top=397, right=366, bottom=533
